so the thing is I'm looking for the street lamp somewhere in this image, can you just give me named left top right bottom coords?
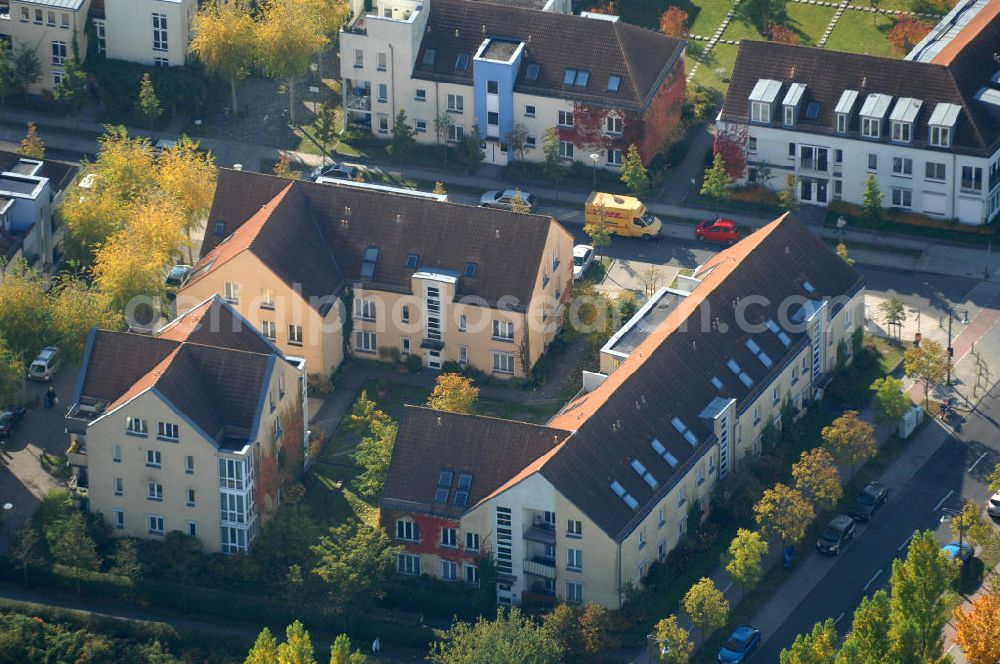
left=945, top=307, right=969, bottom=386
left=646, top=633, right=668, bottom=661
left=589, top=153, right=600, bottom=191
left=940, top=506, right=969, bottom=578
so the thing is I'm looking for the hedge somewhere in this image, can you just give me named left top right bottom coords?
left=827, top=200, right=999, bottom=236
left=86, top=57, right=210, bottom=127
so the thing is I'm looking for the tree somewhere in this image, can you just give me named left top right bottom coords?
left=953, top=585, right=1000, bottom=664
left=313, top=102, right=339, bottom=161
left=584, top=211, right=612, bottom=262
left=0, top=46, right=16, bottom=116
left=506, top=123, right=530, bottom=169
left=540, top=604, right=576, bottom=654
left=889, top=530, right=953, bottom=662
left=273, top=152, right=301, bottom=179
left=659, top=7, right=689, bottom=36
left=509, top=189, right=531, bottom=214
left=862, top=174, right=882, bottom=225
left=725, top=528, right=769, bottom=596
left=9, top=526, right=41, bottom=587
left=17, top=122, right=44, bottom=159
left=792, top=448, right=842, bottom=510
left=246, top=627, right=280, bottom=664
left=110, top=538, right=142, bottom=580
left=156, top=135, right=218, bottom=262
left=0, top=262, right=51, bottom=361
left=190, top=0, right=256, bottom=116
left=310, top=521, right=400, bottom=614
left=433, top=181, right=447, bottom=195
left=91, top=125, right=157, bottom=203
left=49, top=512, right=100, bottom=595
left=953, top=498, right=997, bottom=555
left=55, top=58, right=88, bottom=128
left=701, top=152, right=731, bottom=215
left=821, top=410, right=875, bottom=479
left=329, top=634, right=367, bottom=664
left=137, top=73, right=162, bottom=131
left=682, top=577, right=729, bottom=644
left=989, top=462, right=1000, bottom=494
left=888, top=17, right=932, bottom=55
left=779, top=619, right=837, bottom=664
left=388, top=109, right=416, bottom=164
left=734, top=0, right=788, bottom=33
left=836, top=590, right=892, bottom=664
left=427, top=372, right=479, bottom=414
left=576, top=603, right=619, bottom=658
left=50, top=275, right=123, bottom=363
left=58, top=188, right=130, bottom=264
left=903, top=339, right=948, bottom=404
left=768, top=23, right=800, bottom=44
left=277, top=621, right=317, bottom=664
left=620, top=144, right=650, bottom=194
left=779, top=174, right=798, bottom=211
left=0, top=337, right=24, bottom=412
left=255, top=0, right=328, bottom=125
left=433, top=112, right=454, bottom=155
left=836, top=242, right=854, bottom=266
left=352, top=411, right=397, bottom=499
left=456, top=123, right=484, bottom=173
left=653, top=614, right=693, bottom=663
left=11, top=45, right=41, bottom=93
left=877, top=298, right=906, bottom=340
left=542, top=127, right=564, bottom=188
left=639, top=264, right=664, bottom=297
left=753, top=483, right=814, bottom=548
left=871, top=377, right=908, bottom=428
left=428, top=608, right=564, bottom=664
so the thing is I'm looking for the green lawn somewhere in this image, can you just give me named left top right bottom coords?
left=687, top=0, right=738, bottom=36
left=577, top=0, right=735, bottom=37
left=690, top=43, right=739, bottom=95
left=849, top=0, right=936, bottom=12
left=825, top=10, right=898, bottom=57
left=722, top=4, right=834, bottom=45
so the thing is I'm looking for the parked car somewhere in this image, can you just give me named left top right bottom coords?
left=310, top=162, right=359, bottom=181
left=0, top=406, right=26, bottom=439
left=28, top=346, right=62, bottom=382
left=849, top=481, right=890, bottom=522
left=717, top=626, right=761, bottom=663
left=573, top=245, right=595, bottom=280
left=695, top=218, right=740, bottom=245
left=942, top=541, right=975, bottom=566
left=153, top=138, right=177, bottom=157
left=988, top=492, right=1000, bottom=519
left=479, top=188, right=537, bottom=212
left=816, top=514, right=856, bottom=555
left=165, top=264, right=192, bottom=288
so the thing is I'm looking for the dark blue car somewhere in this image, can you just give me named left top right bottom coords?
left=718, top=626, right=761, bottom=663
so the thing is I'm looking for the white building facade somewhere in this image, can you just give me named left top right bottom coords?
left=93, top=0, right=196, bottom=67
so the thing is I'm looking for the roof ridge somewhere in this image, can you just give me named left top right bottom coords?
left=404, top=403, right=570, bottom=430
left=106, top=345, right=183, bottom=412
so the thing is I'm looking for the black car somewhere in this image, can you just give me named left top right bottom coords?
left=816, top=514, right=856, bottom=555
left=0, top=405, right=27, bottom=439
left=849, top=482, right=890, bottom=522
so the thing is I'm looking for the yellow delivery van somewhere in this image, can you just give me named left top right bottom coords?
left=584, top=192, right=662, bottom=240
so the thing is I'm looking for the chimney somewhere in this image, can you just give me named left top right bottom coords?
left=233, top=164, right=243, bottom=171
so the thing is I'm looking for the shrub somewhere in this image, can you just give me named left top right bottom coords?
left=306, top=372, right=333, bottom=397
left=378, top=346, right=401, bottom=365
left=404, top=353, right=423, bottom=373
left=87, top=57, right=210, bottom=127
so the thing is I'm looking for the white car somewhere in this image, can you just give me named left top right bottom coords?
left=988, top=492, right=1000, bottom=519
left=573, top=244, right=595, bottom=280
left=311, top=163, right=359, bottom=181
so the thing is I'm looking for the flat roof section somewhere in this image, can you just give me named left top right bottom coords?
left=602, top=287, right=688, bottom=360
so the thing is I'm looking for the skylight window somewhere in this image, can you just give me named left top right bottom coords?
left=525, top=63, right=540, bottom=81
left=562, top=68, right=590, bottom=87
left=609, top=481, right=639, bottom=509
left=630, top=459, right=658, bottom=489
left=405, top=253, right=419, bottom=268
left=454, top=53, right=469, bottom=71
left=464, top=262, right=477, bottom=278
left=765, top=319, right=792, bottom=347
left=745, top=338, right=773, bottom=368
left=710, top=376, right=723, bottom=390
left=739, top=372, right=753, bottom=387
left=607, top=75, right=621, bottom=92
left=805, top=101, right=821, bottom=120
left=422, top=49, right=436, bottom=66
left=434, top=470, right=453, bottom=503
left=563, top=69, right=576, bottom=85
left=671, top=417, right=698, bottom=447
left=454, top=473, right=472, bottom=506
left=213, top=222, right=225, bottom=236
left=651, top=438, right=679, bottom=468
left=726, top=359, right=742, bottom=375
left=360, top=246, right=379, bottom=280
left=803, top=280, right=815, bottom=294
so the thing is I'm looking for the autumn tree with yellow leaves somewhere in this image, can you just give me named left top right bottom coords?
left=821, top=410, right=875, bottom=480
left=190, top=0, right=256, bottom=116
left=156, top=136, right=217, bottom=261
left=255, top=0, right=328, bottom=125
left=791, top=447, right=843, bottom=510
left=953, top=584, right=1000, bottom=664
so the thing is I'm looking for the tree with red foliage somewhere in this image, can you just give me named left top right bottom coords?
left=659, top=7, right=689, bottom=37
left=257, top=454, right=280, bottom=511
left=888, top=17, right=932, bottom=55
left=768, top=23, right=800, bottom=44
left=714, top=123, right=749, bottom=179
left=279, top=401, right=305, bottom=476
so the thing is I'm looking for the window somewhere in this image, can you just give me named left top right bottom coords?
left=127, top=417, right=148, bottom=436
left=221, top=493, right=246, bottom=524
left=148, top=515, right=164, bottom=535
left=447, top=124, right=464, bottom=142
left=678, top=485, right=687, bottom=507
left=187, top=522, right=197, bottom=537
left=892, top=157, right=913, bottom=177
left=187, top=489, right=196, bottom=507
left=487, top=111, right=499, bottom=127
left=94, top=19, right=106, bottom=54
left=784, top=105, right=795, bottom=126
left=466, top=532, right=480, bottom=551
left=377, top=52, right=387, bottom=71
left=114, top=477, right=123, bottom=496
left=458, top=314, right=467, bottom=332
left=377, top=115, right=388, bottom=134
left=567, top=548, right=582, bottom=571
left=607, top=149, right=623, bottom=166
left=557, top=110, right=574, bottom=127
left=562, top=69, right=589, bottom=87
left=257, top=288, right=275, bottom=310
left=925, top=162, right=946, bottom=181
left=486, top=80, right=499, bottom=95
left=377, top=83, right=387, bottom=103
left=493, top=320, right=514, bottom=341
left=224, top=282, right=239, bottom=303
left=606, top=116, right=623, bottom=134
left=750, top=101, right=770, bottom=123
left=34, top=8, right=42, bottom=24
left=288, top=325, right=303, bottom=346
left=354, top=298, right=376, bottom=321
left=401, top=337, right=410, bottom=355
left=221, top=526, right=247, bottom=553
left=51, top=41, right=67, bottom=66
left=891, top=188, right=913, bottom=209
left=455, top=53, right=469, bottom=71
left=152, top=13, right=168, bottom=51
left=799, top=146, right=828, bottom=172
left=155, top=422, right=177, bottom=441
left=422, top=48, right=436, bottom=66
left=891, top=121, right=911, bottom=143
left=458, top=345, right=468, bottom=365
left=465, top=565, right=479, bottom=585
left=353, top=49, right=363, bottom=68
left=566, top=582, right=583, bottom=604
left=355, top=331, right=377, bottom=353
left=447, top=94, right=464, bottom=113
left=114, top=509, right=125, bottom=529
left=788, top=142, right=796, bottom=158
left=639, top=529, right=646, bottom=549
left=961, top=166, right=983, bottom=192
left=868, top=154, right=877, bottom=171
left=441, top=560, right=457, bottom=580
left=525, top=105, right=535, bottom=118
left=185, top=456, right=194, bottom=474
left=526, top=136, right=536, bottom=149
left=53, top=71, right=65, bottom=88
left=930, top=125, right=950, bottom=148
left=19, top=7, right=27, bottom=22
left=836, top=113, right=847, bottom=133
left=415, top=120, right=426, bottom=133
left=398, top=553, right=420, bottom=575
left=147, top=482, right=163, bottom=501
left=415, top=88, right=426, bottom=101
left=154, top=57, right=169, bottom=68
left=861, top=117, right=880, bottom=138
left=61, top=12, right=70, bottom=28
left=559, top=141, right=574, bottom=160
left=492, top=351, right=515, bottom=375
left=772, top=386, right=781, bottom=405
left=753, top=405, right=761, bottom=426
left=261, top=320, right=276, bottom=339
left=396, top=519, right=419, bottom=541
left=607, top=74, right=621, bottom=91
left=567, top=519, right=582, bottom=538
left=219, top=458, right=245, bottom=490
left=440, top=527, right=458, bottom=548
left=47, top=10, right=55, bottom=26
left=113, top=444, right=122, bottom=463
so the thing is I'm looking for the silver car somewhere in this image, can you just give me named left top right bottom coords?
left=479, top=188, right=537, bottom=211
left=28, top=346, right=62, bottom=382
left=311, top=163, right=359, bottom=181
left=988, top=492, right=1000, bottom=519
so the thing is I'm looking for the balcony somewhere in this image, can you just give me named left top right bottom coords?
left=345, top=85, right=371, bottom=112
left=799, top=159, right=828, bottom=173
left=66, top=440, right=87, bottom=467
left=523, top=556, right=556, bottom=580
left=65, top=397, right=108, bottom=434
left=523, top=523, right=556, bottom=545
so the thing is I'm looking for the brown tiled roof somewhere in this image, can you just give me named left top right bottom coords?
left=78, top=331, right=178, bottom=406
left=413, top=0, right=686, bottom=111
left=382, top=406, right=570, bottom=518
left=720, top=40, right=1000, bottom=155
left=195, top=170, right=567, bottom=311
left=156, top=295, right=278, bottom=354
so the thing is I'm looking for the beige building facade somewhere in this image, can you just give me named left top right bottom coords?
left=3, top=0, right=91, bottom=95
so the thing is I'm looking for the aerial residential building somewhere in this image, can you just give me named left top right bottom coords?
left=89, top=0, right=197, bottom=68
left=65, top=296, right=308, bottom=553
left=382, top=215, right=865, bottom=607
left=718, top=0, right=1000, bottom=224
left=339, top=0, right=685, bottom=167
left=2, top=0, right=92, bottom=94
left=177, top=169, right=574, bottom=379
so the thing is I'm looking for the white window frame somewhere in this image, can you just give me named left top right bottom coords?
left=567, top=519, right=582, bottom=538
left=925, top=162, right=946, bottom=182
left=783, top=105, right=794, bottom=126
left=147, top=482, right=163, bottom=501
left=261, top=320, right=276, bottom=340
left=567, top=548, right=582, bottom=571
left=566, top=581, right=583, bottom=604
left=929, top=125, right=950, bottom=148
left=891, top=188, right=913, bottom=209
left=750, top=101, right=770, bottom=123
left=557, top=110, right=574, bottom=127
left=891, top=121, right=911, bottom=143
left=606, top=116, right=623, bottom=135
left=559, top=140, right=574, bottom=160
left=466, top=532, right=480, bottom=551
left=354, top=330, right=377, bottom=353
left=51, top=41, right=67, bottom=66
left=447, top=94, right=464, bottom=113
left=114, top=509, right=125, bottom=529
left=152, top=12, right=168, bottom=52
left=836, top=113, right=847, bottom=133
left=892, top=157, right=913, bottom=177
left=398, top=553, right=421, bottom=575
left=185, top=455, right=194, bottom=474
left=223, top=282, right=239, bottom=304
left=147, top=515, right=165, bottom=536
left=396, top=519, right=418, bottom=542
left=492, top=319, right=514, bottom=341
left=157, top=421, right=178, bottom=440
left=607, top=149, right=623, bottom=166
left=114, top=477, right=123, bottom=496
left=441, top=527, right=457, bottom=548
left=288, top=324, right=303, bottom=346
left=492, top=351, right=515, bottom=375
left=354, top=297, right=377, bottom=321
left=145, top=449, right=161, bottom=467
left=377, top=52, right=387, bottom=72
left=525, top=105, right=535, bottom=118
left=441, top=560, right=457, bottom=580
left=861, top=117, right=880, bottom=139
left=447, top=124, right=464, bottom=143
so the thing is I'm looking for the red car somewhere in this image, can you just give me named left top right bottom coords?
left=695, top=218, right=740, bottom=245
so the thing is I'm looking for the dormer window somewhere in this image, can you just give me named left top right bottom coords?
left=891, top=121, right=911, bottom=143
left=888, top=97, right=921, bottom=144
left=859, top=93, right=893, bottom=140
left=781, top=82, right=805, bottom=127
left=751, top=101, right=770, bottom=123
left=784, top=106, right=794, bottom=126
left=927, top=103, right=959, bottom=149
left=748, top=79, right=782, bottom=125
left=836, top=113, right=847, bottom=133
left=834, top=89, right=858, bottom=134
left=861, top=117, right=880, bottom=138
left=930, top=125, right=950, bottom=148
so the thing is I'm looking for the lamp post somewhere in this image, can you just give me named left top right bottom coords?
left=646, top=633, right=668, bottom=662
left=940, top=506, right=968, bottom=578
left=589, top=153, right=600, bottom=191
left=945, top=307, right=969, bottom=386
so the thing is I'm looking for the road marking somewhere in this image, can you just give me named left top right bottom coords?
left=833, top=612, right=846, bottom=626
left=898, top=534, right=915, bottom=553
left=933, top=490, right=954, bottom=512
left=946, top=644, right=957, bottom=655
left=722, top=581, right=733, bottom=594
left=968, top=452, right=988, bottom=473
left=863, top=569, right=883, bottom=592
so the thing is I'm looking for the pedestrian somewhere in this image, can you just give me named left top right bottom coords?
left=44, top=386, right=55, bottom=409
left=372, top=637, right=380, bottom=655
